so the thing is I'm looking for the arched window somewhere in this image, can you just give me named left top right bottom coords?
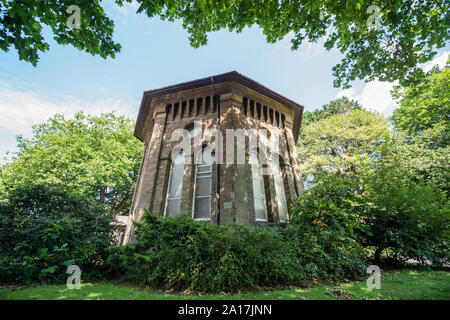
left=164, top=150, right=185, bottom=217
left=250, top=150, right=268, bottom=221
left=272, top=157, right=288, bottom=222
left=192, top=153, right=212, bottom=220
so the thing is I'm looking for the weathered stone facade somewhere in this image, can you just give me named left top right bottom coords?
left=123, top=72, right=304, bottom=244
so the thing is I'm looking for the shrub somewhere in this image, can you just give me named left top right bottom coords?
left=0, top=184, right=116, bottom=284
left=292, top=172, right=449, bottom=267
left=359, top=162, right=450, bottom=266
left=290, top=175, right=368, bottom=240
left=288, top=175, right=368, bottom=280
left=106, top=210, right=367, bottom=293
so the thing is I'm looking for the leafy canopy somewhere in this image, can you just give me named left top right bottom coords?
left=387, top=63, right=450, bottom=193
left=391, top=60, right=450, bottom=144
left=2, top=1, right=449, bottom=87
left=372, top=123, right=450, bottom=195
left=0, top=0, right=121, bottom=66
left=0, top=184, right=115, bottom=284
left=298, top=106, right=387, bottom=183
left=302, top=96, right=363, bottom=127
left=0, top=112, right=144, bottom=215
left=106, top=210, right=366, bottom=292
left=358, top=141, right=449, bottom=265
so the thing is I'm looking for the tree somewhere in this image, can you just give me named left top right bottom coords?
left=2, top=1, right=448, bottom=87
left=372, top=123, right=450, bottom=195
left=294, top=122, right=449, bottom=266
left=290, top=175, right=367, bottom=241
left=298, top=108, right=387, bottom=184
left=0, top=0, right=121, bottom=66
left=391, top=61, right=450, bottom=145
left=0, top=112, right=144, bottom=216
left=302, top=96, right=363, bottom=127
left=358, top=142, right=449, bottom=266
left=0, top=184, right=115, bottom=284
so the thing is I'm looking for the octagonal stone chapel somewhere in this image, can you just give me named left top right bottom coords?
left=123, top=72, right=304, bottom=244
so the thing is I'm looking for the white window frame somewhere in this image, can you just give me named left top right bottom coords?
left=251, top=150, right=268, bottom=222
left=272, top=159, right=289, bottom=223
left=191, top=162, right=212, bottom=221
left=164, top=151, right=185, bottom=218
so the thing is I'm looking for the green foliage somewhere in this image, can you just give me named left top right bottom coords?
left=121, top=0, right=448, bottom=87
left=106, top=210, right=367, bottom=293
left=0, top=184, right=116, bottom=284
left=3, top=1, right=448, bottom=87
left=358, top=138, right=450, bottom=266
left=373, top=125, right=450, bottom=194
left=298, top=108, right=387, bottom=183
left=293, top=166, right=449, bottom=267
left=391, top=63, right=450, bottom=145
left=290, top=175, right=367, bottom=240
left=0, top=0, right=121, bottom=66
left=0, top=112, right=143, bottom=215
left=302, top=97, right=363, bottom=127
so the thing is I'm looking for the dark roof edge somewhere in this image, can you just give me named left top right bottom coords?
left=134, top=71, right=305, bottom=141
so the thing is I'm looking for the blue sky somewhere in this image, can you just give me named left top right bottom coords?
left=0, top=1, right=448, bottom=162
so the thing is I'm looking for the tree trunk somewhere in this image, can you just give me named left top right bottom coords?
left=374, top=247, right=383, bottom=264
left=99, top=186, right=106, bottom=204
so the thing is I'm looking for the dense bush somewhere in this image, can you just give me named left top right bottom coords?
left=106, top=210, right=367, bottom=293
left=359, top=161, right=450, bottom=266
left=288, top=175, right=368, bottom=279
left=0, top=112, right=143, bottom=216
left=294, top=172, right=449, bottom=267
left=0, top=184, right=116, bottom=284
left=290, top=175, right=368, bottom=240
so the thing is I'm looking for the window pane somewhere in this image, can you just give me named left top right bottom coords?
left=165, top=151, right=185, bottom=217
left=168, top=178, right=183, bottom=199
left=193, top=162, right=212, bottom=219
left=167, top=199, right=181, bottom=217
left=273, top=160, right=288, bottom=221
left=196, top=176, right=211, bottom=196
left=194, top=197, right=211, bottom=219
left=251, top=150, right=267, bottom=221
left=254, top=199, right=266, bottom=220
left=172, top=158, right=185, bottom=179
left=197, top=165, right=211, bottom=173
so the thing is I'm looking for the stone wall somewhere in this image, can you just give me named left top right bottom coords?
left=124, top=81, right=303, bottom=244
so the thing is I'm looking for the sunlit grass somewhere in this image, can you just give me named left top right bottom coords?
left=1, top=269, right=448, bottom=300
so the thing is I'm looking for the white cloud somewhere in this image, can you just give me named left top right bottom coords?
left=336, top=88, right=355, bottom=99
left=421, top=51, right=449, bottom=72
left=348, top=80, right=398, bottom=116
left=0, top=80, right=138, bottom=137
left=336, top=50, right=449, bottom=117
left=274, top=31, right=328, bottom=59
left=336, top=80, right=399, bottom=116
left=111, top=0, right=139, bottom=15
left=299, top=40, right=327, bottom=58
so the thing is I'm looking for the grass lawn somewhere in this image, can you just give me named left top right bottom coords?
left=1, top=269, right=449, bottom=300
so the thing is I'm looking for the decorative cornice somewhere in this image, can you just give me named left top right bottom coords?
left=134, top=71, right=305, bottom=142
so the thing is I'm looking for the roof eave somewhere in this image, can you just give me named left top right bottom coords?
left=134, top=71, right=304, bottom=142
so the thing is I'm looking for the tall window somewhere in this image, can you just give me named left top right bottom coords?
left=250, top=150, right=268, bottom=221
left=273, top=158, right=288, bottom=222
left=192, top=159, right=212, bottom=220
left=165, top=151, right=185, bottom=217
